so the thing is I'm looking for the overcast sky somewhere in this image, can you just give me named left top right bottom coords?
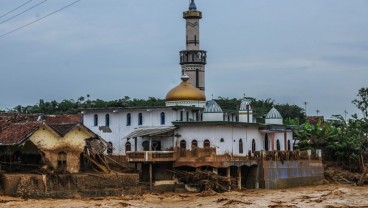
left=0, top=0, right=367, bottom=118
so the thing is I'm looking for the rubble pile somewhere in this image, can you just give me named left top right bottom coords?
left=169, top=169, right=231, bottom=193
left=324, top=164, right=361, bottom=184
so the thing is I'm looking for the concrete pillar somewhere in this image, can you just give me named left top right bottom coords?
left=149, top=163, right=153, bottom=192
left=226, top=167, right=231, bottom=191
left=255, top=165, right=260, bottom=189
left=237, top=167, right=242, bottom=190
left=271, top=133, right=275, bottom=151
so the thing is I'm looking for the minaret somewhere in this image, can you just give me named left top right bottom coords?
left=180, top=0, right=207, bottom=92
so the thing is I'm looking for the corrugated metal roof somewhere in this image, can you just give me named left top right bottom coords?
left=266, top=107, right=283, bottom=119
left=123, top=126, right=176, bottom=139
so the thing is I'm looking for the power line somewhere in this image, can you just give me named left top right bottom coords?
left=0, top=0, right=48, bottom=25
left=0, top=0, right=82, bottom=39
left=0, top=0, right=34, bottom=20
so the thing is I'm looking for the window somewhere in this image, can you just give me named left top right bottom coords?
left=239, top=139, right=243, bottom=154
left=160, top=112, right=165, bottom=125
left=252, top=139, right=256, bottom=153
left=186, top=111, right=189, bottom=121
left=105, top=114, right=110, bottom=126
left=180, top=111, right=183, bottom=121
left=180, top=140, right=186, bottom=157
left=125, top=142, right=131, bottom=152
left=138, top=113, right=143, bottom=125
left=94, top=114, right=98, bottom=126
left=191, top=140, right=198, bottom=157
left=196, top=68, right=199, bottom=88
left=57, top=151, right=67, bottom=172
left=220, top=138, right=224, bottom=142
left=265, top=134, right=269, bottom=151
left=107, top=142, right=113, bottom=155
left=191, top=140, right=198, bottom=149
left=204, top=139, right=211, bottom=157
left=126, top=113, right=131, bottom=126
left=276, top=139, right=281, bottom=151
left=288, top=140, right=291, bottom=151
left=204, top=139, right=210, bottom=148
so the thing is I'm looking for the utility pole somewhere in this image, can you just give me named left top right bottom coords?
left=304, top=101, right=308, bottom=116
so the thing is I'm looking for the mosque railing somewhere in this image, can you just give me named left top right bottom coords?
left=258, top=149, right=322, bottom=161
left=126, top=151, right=176, bottom=162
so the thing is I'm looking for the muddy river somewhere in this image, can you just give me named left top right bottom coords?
left=1, top=184, right=368, bottom=207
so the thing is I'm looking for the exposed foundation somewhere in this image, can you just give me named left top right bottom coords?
left=0, top=173, right=140, bottom=198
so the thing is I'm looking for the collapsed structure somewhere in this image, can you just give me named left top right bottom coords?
left=82, top=0, right=324, bottom=191
left=0, top=114, right=140, bottom=197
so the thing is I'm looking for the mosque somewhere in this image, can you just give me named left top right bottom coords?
left=82, top=0, right=324, bottom=190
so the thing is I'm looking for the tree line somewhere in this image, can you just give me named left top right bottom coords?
left=295, top=87, right=368, bottom=170
left=3, top=95, right=306, bottom=124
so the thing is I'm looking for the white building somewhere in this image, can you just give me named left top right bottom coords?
left=81, top=1, right=324, bottom=190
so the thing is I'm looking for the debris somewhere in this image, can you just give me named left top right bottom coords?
left=168, top=169, right=230, bottom=193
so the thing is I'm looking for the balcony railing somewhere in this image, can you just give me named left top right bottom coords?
left=126, top=151, right=176, bottom=162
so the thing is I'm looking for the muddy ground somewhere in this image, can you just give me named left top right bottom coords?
left=1, top=184, right=368, bottom=208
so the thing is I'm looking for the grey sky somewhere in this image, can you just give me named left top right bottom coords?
left=0, top=0, right=367, bottom=118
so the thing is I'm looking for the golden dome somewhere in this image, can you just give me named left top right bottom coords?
left=166, top=75, right=206, bottom=101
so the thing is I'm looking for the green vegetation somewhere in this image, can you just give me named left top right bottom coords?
left=296, top=87, right=368, bottom=170
left=4, top=96, right=306, bottom=124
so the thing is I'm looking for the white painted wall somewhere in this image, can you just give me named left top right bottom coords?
left=176, top=125, right=264, bottom=156
left=203, top=113, right=223, bottom=121
left=83, top=108, right=178, bottom=155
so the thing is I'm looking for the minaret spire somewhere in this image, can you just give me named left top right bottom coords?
left=180, top=0, right=207, bottom=92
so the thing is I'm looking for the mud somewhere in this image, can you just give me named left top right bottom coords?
left=1, top=184, right=368, bottom=207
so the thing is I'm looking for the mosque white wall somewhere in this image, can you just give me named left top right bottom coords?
left=238, top=112, right=253, bottom=123
left=203, top=113, right=223, bottom=121
left=176, top=125, right=264, bottom=156
left=83, top=108, right=177, bottom=155
left=265, top=118, right=283, bottom=125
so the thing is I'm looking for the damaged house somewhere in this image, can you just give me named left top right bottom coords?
left=0, top=115, right=106, bottom=173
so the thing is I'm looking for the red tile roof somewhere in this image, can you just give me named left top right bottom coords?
left=0, top=122, right=41, bottom=145
left=44, top=115, right=81, bottom=124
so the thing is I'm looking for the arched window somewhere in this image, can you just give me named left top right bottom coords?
left=204, top=139, right=210, bottom=148
left=191, top=140, right=198, bottom=156
left=180, top=140, right=186, bottom=157
left=191, top=140, right=198, bottom=149
left=94, top=114, right=98, bottom=126
left=160, top=112, right=165, bottom=125
left=276, top=139, right=281, bottom=151
left=265, top=134, right=269, bottom=151
left=288, top=140, right=291, bottom=151
left=107, top=142, right=113, bottom=155
left=57, top=151, right=67, bottom=171
left=239, top=139, right=244, bottom=154
left=125, top=142, right=131, bottom=152
left=220, top=138, right=224, bottom=142
left=126, top=113, right=131, bottom=126
left=105, top=114, right=110, bottom=126
left=138, top=113, right=143, bottom=125
left=252, top=139, right=256, bottom=153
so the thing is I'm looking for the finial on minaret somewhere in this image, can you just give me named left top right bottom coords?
left=189, top=0, right=197, bottom=11
left=181, top=74, right=190, bottom=82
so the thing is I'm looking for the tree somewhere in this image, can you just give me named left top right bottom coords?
left=352, top=87, right=368, bottom=119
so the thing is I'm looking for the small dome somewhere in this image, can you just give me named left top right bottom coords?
left=189, top=0, right=197, bottom=10
left=165, top=75, right=206, bottom=101
left=204, top=100, right=223, bottom=113
left=266, top=107, right=283, bottom=119
left=239, top=98, right=252, bottom=111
